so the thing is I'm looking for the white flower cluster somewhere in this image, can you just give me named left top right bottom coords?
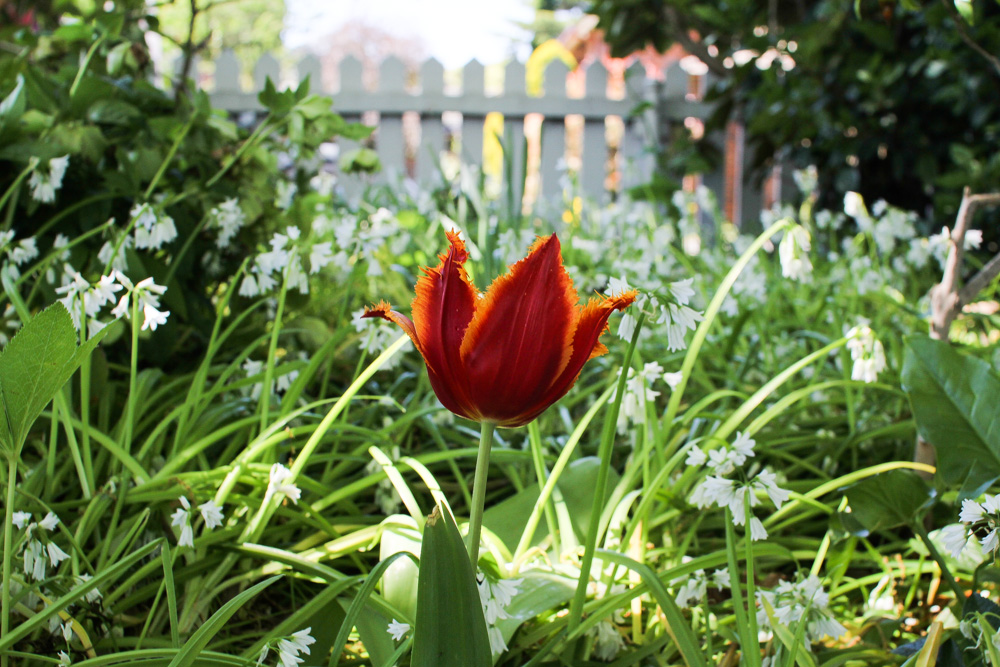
left=210, top=198, right=247, bottom=248
left=13, top=511, right=70, bottom=581
left=612, top=276, right=703, bottom=352
left=131, top=203, right=177, bottom=251
left=54, top=269, right=170, bottom=335
left=256, top=628, right=315, bottom=667
left=29, top=156, right=70, bottom=203
left=671, top=563, right=731, bottom=609
left=687, top=432, right=790, bottom=541
left=845, top=323, right=887, bottom=384
left=616, top=361, right=682, bottom=434
left=239, top=226, right=335, bottom=298
left=169, top=496, right=224, bottom=549
left=0, top=230, right=40, bottom=280
left=942, top=495, right=1000, bottom=558
left=779, top=224, right=813, bottom=282
left=756, top=575, right=847, bottom=646
left=479, top=575, right=522, bottom=655
left=241, top=358, right=300, bottom=401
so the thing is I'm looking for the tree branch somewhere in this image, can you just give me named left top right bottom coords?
left=929, top=188, right=1000, bottom=339
left=939, top=0, right=1000, bottom=80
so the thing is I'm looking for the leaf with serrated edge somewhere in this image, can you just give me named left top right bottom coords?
left=901, top=336, right=1000, bottom=489
left=0, top=302, right=109, bottom=455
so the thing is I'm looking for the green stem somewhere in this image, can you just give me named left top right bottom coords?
left=725, top=509, right=751, bottom=663
left=205, top=114, right=282, bottom=189
left=122, top=295, right=140, bottom=459
left=68, top=34, right=106, bottom=100
left=566, top=312, right=645, bottom=645
left=743, top=491, right=761, bottom=667
left=143, top=115, right=195, bottom=201
left=467, top=421, right=497, bottom=564
left=912, top=520, right=965, bottom=603
left=258, top=259, right=292, bottom=435
left=1, top=457, right=16, bottom=667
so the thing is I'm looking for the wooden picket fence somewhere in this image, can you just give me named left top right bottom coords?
left=191, top=51, right=772, bottom=223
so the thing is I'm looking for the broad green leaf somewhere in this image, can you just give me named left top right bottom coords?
left=0, top=302, right=109, bottom=455
left=901, top=336, right=1000, bottom=489
left=411, top=504, right=491, bottom=667
left=166, top=575, right=281, bottom=667
left=845, top=470, right=933, bottom=532
left=483, top=457, right=618, bottom=549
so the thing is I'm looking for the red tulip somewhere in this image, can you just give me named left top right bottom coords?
left=363, top=231, right=637, bottom=428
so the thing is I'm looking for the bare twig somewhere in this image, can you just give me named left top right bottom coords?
left=917, top=187, right=1000, bottom=477
left=929, top=188, right=1000, bottom=339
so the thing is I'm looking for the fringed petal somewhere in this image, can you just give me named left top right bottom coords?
left=410, top=230, right=481, bottom=418
left=458, top=235, right=578, bottom=425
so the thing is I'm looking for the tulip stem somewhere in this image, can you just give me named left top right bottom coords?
left=467, top=421, right=497, bottom=564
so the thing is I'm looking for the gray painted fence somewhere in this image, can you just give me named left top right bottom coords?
left=191, top=51, right=768, bottom=223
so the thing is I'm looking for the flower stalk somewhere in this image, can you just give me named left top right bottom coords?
left=467, top=421, right=497, bottom=564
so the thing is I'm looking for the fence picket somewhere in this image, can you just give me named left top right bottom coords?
left=192, top=51, right=773, bottom=224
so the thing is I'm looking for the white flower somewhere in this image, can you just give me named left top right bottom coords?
left=46, top=541, right=70, bottom=567
left=309, top=242, right=334, bottom=273
left=685, top=447, right=707, bottom=466
left=779, top=225, right=813, bottom=281
left=239, top=274, right=260, bottom=298
left=592, top=619, right=625, bottom=660
left=982, top=494, right=1000, bottom=514
left=980, top=529, right=999, bottom=556
left=12, top=511, right=31, bottom=529
left=846, top=324, right=887, bottom=383
left=940, top=524, right=969, bottom=558
left=663, top=371, right=683, bottom=390
left=748, top=516, right=768, bottom=541
left=76, top=573, right=103, bottom=604
left=712, top=569, right=731, bottom=589
left=752, top=470, right=790, bottom=510
left=9, top=238, right=38, bottom=265
left=39, top=512, right=60, bottom=531
left=960, top=498, right=986, bottom=524
left=607, top=275, right=631, bottom=298
left=142, top=303, right=169, bottom=331
left=58, top=650, right=71, bottom=666
left=269, top=463, right=302, bottom=504
left=487, top=625, right=507, bottom=655
left=387, top=619, right=410, bottom=641
left=212, top=198, right=246, bottom=248
left=669, top=278, right=695, bottom=305
left=616, top=311, right=637, bottom=341
left=731, top=431, right=756, bottom=462
left=171, top=496, right=194, bottom=548
left=198, top=501, right=224, bottom=529
left=29, top=156, right=69, bottom=203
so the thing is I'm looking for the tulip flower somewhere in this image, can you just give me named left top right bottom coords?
left=365, top=230, right=636, bottom=564
left=363, top=230, right=637, bottom=428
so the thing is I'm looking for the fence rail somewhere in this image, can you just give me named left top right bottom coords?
left=190, top=51, right=769, bottom=223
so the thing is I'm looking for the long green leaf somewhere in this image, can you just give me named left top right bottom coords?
left=0, top=539, right=162, bottom=649
left=411, top=504, right=491, bottom=667
left=166, top=575, right=281, bottom=667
